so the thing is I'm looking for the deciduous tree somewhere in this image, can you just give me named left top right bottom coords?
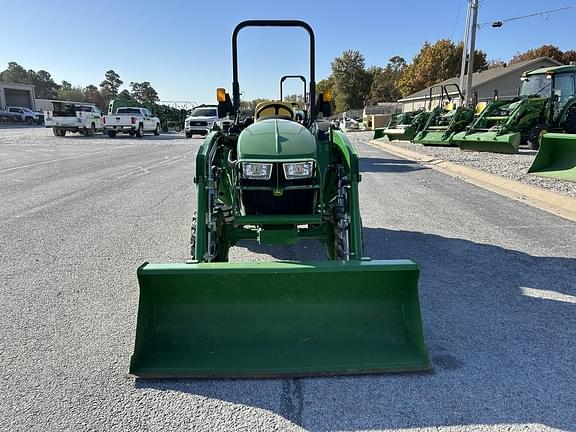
left=396, top=40, right=487, bottom=97
left=509, top=45, right=565, bottom=64
left=331, top=50, right=371, bottom=112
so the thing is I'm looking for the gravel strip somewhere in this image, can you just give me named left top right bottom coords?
left=348, top=131, right=576, bottom=198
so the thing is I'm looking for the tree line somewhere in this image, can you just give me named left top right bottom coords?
left=3, top=42, right=575, bottom=115
left=0, top=62, right=160, bottom=111
left=314, top=43, right=576, bottom=113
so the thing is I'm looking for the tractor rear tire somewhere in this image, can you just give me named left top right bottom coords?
left=153, top=124, right=160, bottom=136
left=107, top=130, right=117, bottom=138
left=564, top=106, right=576, bottom=134
left=135, top=124, right=144, bottom=138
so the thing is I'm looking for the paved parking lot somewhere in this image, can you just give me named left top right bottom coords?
left=1, top=127, right=575, bottom=431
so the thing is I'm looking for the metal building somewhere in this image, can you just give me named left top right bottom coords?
left=0, top=81, right=36, bottom=110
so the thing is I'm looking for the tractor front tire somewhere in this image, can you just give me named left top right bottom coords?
left=527, top=125, right=547, bottom=150
left=190, top=213, right=197, bottom=258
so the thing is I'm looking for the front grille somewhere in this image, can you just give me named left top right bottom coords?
left=239, top=162, right=317, bottom=215
left=190, top=121, right=208, bottom=126
left=242, top=189, right=316, bottom=215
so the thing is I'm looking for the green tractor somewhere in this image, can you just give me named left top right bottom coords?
left=413, top=84, right=478, bottom=146
left=374, top=86, right=448, bottom=142
left=454, top=65, right=576, bottom=154
left=373, top=109, right=428, bottom=141
left=129, top=20, right=430, bottom=378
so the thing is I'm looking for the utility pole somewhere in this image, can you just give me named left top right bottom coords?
left=459, top=0, right=472, bottom=95
left=466, top=0, right=479, bottom=105
left=459, top=0, right=479, bottom=105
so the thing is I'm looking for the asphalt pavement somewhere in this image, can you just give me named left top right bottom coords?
left=1, top=127, right=575, bottom=431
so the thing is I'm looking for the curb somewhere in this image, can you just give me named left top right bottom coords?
left=369, top=139, right=576, bottom=223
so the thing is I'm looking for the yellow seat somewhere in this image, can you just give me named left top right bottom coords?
left=254, top=101, right=295, bottom=121
left=475, top=102, right=487, bottom=114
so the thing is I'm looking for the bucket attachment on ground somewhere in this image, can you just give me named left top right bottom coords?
left=414, top=129, right=454, bottom=146
left=528, top=133, right=576, bottom=182
left=383, top=127, right=416, bottom=141
left=130, top=260, right=430, bottom=378
left=455, top=131, right=520, bottom=154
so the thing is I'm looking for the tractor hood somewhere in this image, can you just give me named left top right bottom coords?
left=237, top=119, right=316, bottom=160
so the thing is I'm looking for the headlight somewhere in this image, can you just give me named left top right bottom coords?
left=242, top=162, right=273, bottom=180
left=283, top=162, right=314, bottom=179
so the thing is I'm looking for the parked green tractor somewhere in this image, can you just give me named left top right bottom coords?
left=374, top=85, right=449, bottom=142
left=373, top=109, right=429, bottom=141
left=129, top=20, right=430, bottom=378
left=454, top=65, right=576, bottom=153
left=413, top=84, right=477, bottom=146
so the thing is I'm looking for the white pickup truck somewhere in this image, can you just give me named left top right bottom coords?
left=103, top=107, right=161, bottom=138
left=44, top=102, right=102, bottom=136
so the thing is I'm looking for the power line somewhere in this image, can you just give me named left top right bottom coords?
left=478, top=4, right=576, bottom=28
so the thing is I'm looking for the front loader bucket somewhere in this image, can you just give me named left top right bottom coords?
left=413, top=130, right=455, bottom=146
left=384, top=127, right=415, bottom=142
left=528, top=133, right=576, bottom=182
left=456, top=131, right=520, bottom=154
left=130, top=260, right=430, bottom=378
left=373, top=128, right=386, bottom=140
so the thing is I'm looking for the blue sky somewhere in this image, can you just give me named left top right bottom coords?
left=1, top=0, right=574, bottom=104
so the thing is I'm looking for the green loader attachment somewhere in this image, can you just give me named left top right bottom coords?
left=131, top=260, right=428, bottom=378
left=374, top=109, right=430, bottom=141
left=453, top=98, right=537, bottom=153
left=373, top=127, right=386, bottom=139
left=455, top=65, right=576, bottom=153
left=129, top=20, right=430, bottom=378
left=413, top=84, right=476, bottom=146
left=528, top=133, right=576, bottom=181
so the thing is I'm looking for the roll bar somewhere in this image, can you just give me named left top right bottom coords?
left=280, top=75, right=307, bottom=103
left=232, top=20, right=316, bottom=120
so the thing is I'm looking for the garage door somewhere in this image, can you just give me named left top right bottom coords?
left=5, top=89, right=32, bottom=108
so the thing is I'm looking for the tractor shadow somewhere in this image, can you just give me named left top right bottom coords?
left=136, top=227, right=576, bottom=431
left=359, top=157, right=428, bottom=173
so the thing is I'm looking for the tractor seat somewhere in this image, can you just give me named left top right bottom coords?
left=254, top=101, right=295, bottom=121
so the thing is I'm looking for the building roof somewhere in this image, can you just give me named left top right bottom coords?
left=525, top=64, right=576, bottom=76
left=399, top=57, right=563, bottom=102
left=0, top=81, right=36, bottom=90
